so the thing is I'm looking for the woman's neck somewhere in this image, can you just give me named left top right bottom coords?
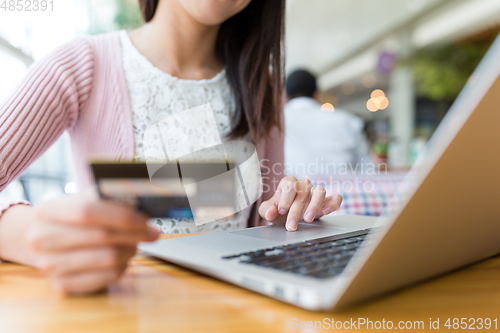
left=129, top=0, right=222, bottom=80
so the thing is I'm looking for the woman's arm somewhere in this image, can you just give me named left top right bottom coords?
left=0, top=37, right=94, bottom=262
left=0, top=38, right=160, bottom=294
left=0, top=37, right=94, bottom=193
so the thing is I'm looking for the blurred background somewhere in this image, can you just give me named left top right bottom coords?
left=1, top=0, right=500, bottom=212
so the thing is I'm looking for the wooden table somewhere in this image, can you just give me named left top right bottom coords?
left=0, top=233, right=499, bottom=333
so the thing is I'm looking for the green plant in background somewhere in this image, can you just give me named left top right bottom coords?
left=408, top=37, right=494, bottom=101
left=114, top=0, right=143, bottom=30
left=372, top=141, right=388, bottom=158
left=86, top=0, right=143, bottom=34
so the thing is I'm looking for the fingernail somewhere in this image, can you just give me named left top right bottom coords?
left=286, top=220, right=298, bottom=232
left=265, top=208, right=273, bottom=220
left=304, top=211, right=314, bottom=222
left=323, top=206, right=333, bottom=215
left=279, top=208, right=287, bottom=215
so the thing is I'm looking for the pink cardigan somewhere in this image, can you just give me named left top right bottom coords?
left=0, top=31, right=284, bottom=227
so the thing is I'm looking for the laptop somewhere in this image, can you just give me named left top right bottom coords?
left=139, top=34, right=500, bottom=311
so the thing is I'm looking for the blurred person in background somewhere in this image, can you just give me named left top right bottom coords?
left=284, top=70, right=371, bottom=178
left=0, top=0, right=342, bottom=295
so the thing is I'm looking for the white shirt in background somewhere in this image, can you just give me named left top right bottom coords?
left=284, top=97, right=371, bottom=178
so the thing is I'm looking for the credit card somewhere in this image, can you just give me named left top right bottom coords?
left=91, top=162, right=236, bottom=220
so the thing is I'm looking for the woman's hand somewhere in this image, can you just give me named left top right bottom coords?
left=25, top=191, right=159, bottom=295
left=258, top=176, right=342, bottom=231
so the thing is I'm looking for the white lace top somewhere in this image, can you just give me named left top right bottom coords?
left=119, top=31, right=253, bottom=234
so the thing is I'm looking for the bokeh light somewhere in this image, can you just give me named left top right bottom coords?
left=321, top=103, right=335, bottom=112
left=378, top=96, right=389, bottom=109
left=366, top=99, right=378, bottom=112
left=370, top=89, right=385, bottom=99
left=366, top=90, right=389, bottom=112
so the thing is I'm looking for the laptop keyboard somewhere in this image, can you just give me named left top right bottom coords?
left=222, top=229, right=373, bottom=279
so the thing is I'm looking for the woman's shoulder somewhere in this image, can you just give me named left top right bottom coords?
left=32, top=31, right=127, bottom=107
left=51, top=31, right=122, bottom=62
left=38, top=31, right=120, bottom=68
left=37, top=31, right=125, bottom=87
left=77, top=31, right=122, bottom=56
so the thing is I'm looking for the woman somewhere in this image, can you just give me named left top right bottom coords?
left=0, top=0, right=342, bottom=294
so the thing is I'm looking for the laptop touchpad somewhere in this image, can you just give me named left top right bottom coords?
left=231, top=223, right=346, bottom=242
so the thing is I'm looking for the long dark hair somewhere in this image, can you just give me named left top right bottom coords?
left=138, top=0, right=285, bottom=141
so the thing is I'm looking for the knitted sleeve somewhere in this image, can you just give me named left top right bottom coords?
left=0, top=37, right=94, bottom=214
